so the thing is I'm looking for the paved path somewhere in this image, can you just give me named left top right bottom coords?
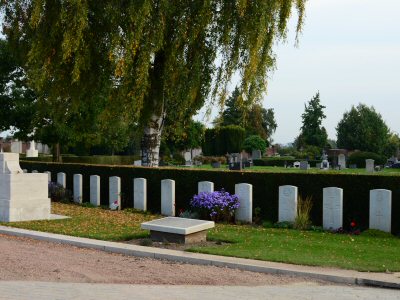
left=0, top=281, right=398, bottom=300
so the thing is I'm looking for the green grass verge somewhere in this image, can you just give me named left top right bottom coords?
left=1, top=202, right=156, bottom=241
left=188, top=224, right=400, bottom=272
left=2, top=203, right=399, bottom=272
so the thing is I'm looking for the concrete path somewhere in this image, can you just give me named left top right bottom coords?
left=1, top=225, right=399, bottom=289
left=0, top=281, right=399, bottom=300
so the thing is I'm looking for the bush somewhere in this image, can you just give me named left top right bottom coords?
left=348, top=151, right=386, bottom=168
left=190, top=190, right=240, bottom=222
left=242, top=135, right=266, bottom=153
left=294, top=195, right=313, bottom=230
left=203, top=125, right=245, bottom=155
left=48, top=182, right=73, bottom=202
left=194, top=155, right=226, bottom=164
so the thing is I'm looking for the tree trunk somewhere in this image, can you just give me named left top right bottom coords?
left=52, top=143, right=62, bottom=162
left=141, top=114, right=165, bottom=167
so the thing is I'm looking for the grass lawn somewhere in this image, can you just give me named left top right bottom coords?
left=2, top=203, right=399, bottom=272
left=1, top=202, right=157, bottom=241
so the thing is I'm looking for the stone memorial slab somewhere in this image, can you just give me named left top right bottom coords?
left=0, top=153, right=50, bottom=222
left=370, top=189, right=391, bottom=232
left=73, top=174, right=83, bottom=204
left=134, top=160, right=142, bottom=166
left=235, top=183, right=252, bottom=223
left=293, top=161, right=300, bottom=168
left=323, top=187, right=343, bottom=230
left=338, top=154, right=346, bottom=169
left=198, top=181, right=214, bottom=194
left=57, top=172, right=66, bottom=188
left=44, top=171, right=51, bottom=182
left=366, top=159, right=374, bottom=172
left=90, top=175, right=100, bottom=206
left=278, top=185, right=298, bottom=222
left=141, top=217, right=215, bottom=244
left=161, top=179, right=175, bottom=216
left=252, top=150, right=262, bottom=160
left=109, top=176, right=121, bottom=210
left=300, top=161, right=309, bottom=170
left=134, top=178, right=147, bottom=211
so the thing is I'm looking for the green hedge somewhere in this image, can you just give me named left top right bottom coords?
left=203, top=125, right=245, bottom=155
left=20, top=161, right=400, bottom=234
left=24, top=155, right=140, bottom=165
left=348, top=152, right=386, bottom=168
left=253, top=158, right=322, bottom=167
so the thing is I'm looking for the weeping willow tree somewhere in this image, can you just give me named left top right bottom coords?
left=1, top=0, right=305, bottom=166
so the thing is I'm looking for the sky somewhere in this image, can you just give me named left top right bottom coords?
left=198, top=0, right=400, bottom=144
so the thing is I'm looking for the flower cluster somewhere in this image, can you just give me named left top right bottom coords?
left=190, top=189, right=240, bottom=222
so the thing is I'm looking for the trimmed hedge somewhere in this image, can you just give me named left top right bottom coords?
left=24, top=155, right=140, bottom=165
left=203, top=126, right=245, bottom=155
left=20, top=161, right=400, bottom=234
left=254, top=158, right=322, bottom=167
left=348, top=152, right=386, bottom=168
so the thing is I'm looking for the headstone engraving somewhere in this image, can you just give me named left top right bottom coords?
left=57, top=172, right=66, bottom=188
left=198, top=181, right=214, bottom=194
left=90, top=175, right=100, bottom=206
left=278, top=185, right=298, bottom=222
left=235, top=183, right=252, bottom=223
left=109, top=176, right=121, bottom=210
left=134, top=178, right=147, bottom=211
left=370, top=189, right=391, bottom=232
left=161, top=179, right=175, bottom=216
left=73, top=174, right=83, bottom=204
left=323, top=187, right=343, bottom=230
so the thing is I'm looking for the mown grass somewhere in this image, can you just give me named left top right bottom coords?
left=189, top=224, right=400, bottom=272
left=1, top=202, right=156, bottom=241
left=2, top=203, right=399, bottom=272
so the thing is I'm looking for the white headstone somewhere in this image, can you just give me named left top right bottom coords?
left=44, top=171, right=51, bottom=182
left=161, top=179, right=175, bottom=216
left=198, top=181, right=214, bottom=194
left=278, top=185, right=298, bottom=222
left=338, top=154, right=346, bottom=169
left=57, top=172, right=66, bottom=188
left=0, top=153, right=50, bottom=222
left=293, top=161, right=300, bottom=168
left=300, top=161, right=309, bottom=170
left=366, top=159, right=375, bottom=172
left=134, top=160, right=142, bottom=166
left=10, top=141, right=22, bottom=154
left=134, top=178, right=147, bottom=211
left=109, top=176, right=121, bottom=210
left=73, top=174, right=83, bottom=204
left=235, top=183, right=253, bottom=223
left=370, top=189, right=391, bottom=232
left=26, top=140, right=39, bottom=158
left=90, top=175, right=100, bottom=206
left=323, top=187, right=343, bottom=230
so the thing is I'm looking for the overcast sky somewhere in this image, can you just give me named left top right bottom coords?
left=199, top=0, right=400, bottom=144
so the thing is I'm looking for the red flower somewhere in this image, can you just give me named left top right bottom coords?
left=350, top=221, right=356, bottom=227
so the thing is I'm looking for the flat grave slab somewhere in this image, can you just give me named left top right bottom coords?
left=141, top=217, right=215, bottom=244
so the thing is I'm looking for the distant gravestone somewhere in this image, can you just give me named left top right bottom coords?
left=366, top=159, right=375, bottom=172
left=235, top=183, right=252, bottom=223
left=134, top=160, right=142, bottom=166
left=198, top=181, right=214, bottom=194
left=10, top=141, right=22, bottom=153
left=109, top=176, right=121, bottom=210
left=90, top=175, right=100, bottom=206
left=73, top=174, right=83, bottom=204
left=323, top=187, right=343, bottom=230
left=26, top=140, right=39, bottom=158
left=370, top=189, right=391, bottom=232
left=252, top=150, right=262, bottom=160
left=134, top=178, right=147, bottom=211
left=161, top=179, right=175, bottom=216
left=57, top=172, right=66, bottom=188
left=278, top=185, right=298, bottom=222
left=300, top=161, right=309, bottom=170
left=293, top=161, right=300, bottom=168
left=338, top=154, right=346, bottom=169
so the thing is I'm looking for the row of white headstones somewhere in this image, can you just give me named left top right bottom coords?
left=35, top=170, right=392, bottom=232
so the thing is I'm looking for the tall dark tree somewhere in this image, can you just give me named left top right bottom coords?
left=297, top=92, right=327, bottom=149
left=2, top=1, right=305, bottom=166
left=336, top=104, right=390, bottom=154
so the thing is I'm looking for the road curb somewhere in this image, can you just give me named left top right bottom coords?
left=0, top=226, right=398, bottom=289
